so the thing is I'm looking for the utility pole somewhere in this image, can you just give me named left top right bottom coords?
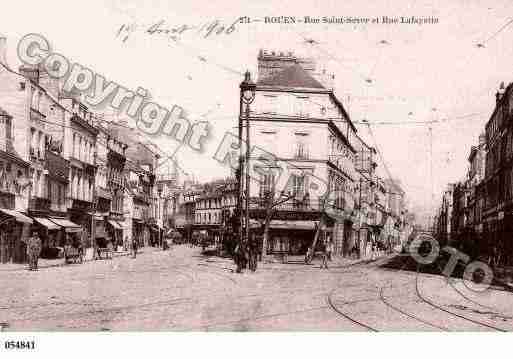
left=238, top=71, right=256, bottom=269
left=238, top=84, right=244, bottom=252
left=357, top=176, right=363, bottom=259
left=245, top=102, right=250, bottom=247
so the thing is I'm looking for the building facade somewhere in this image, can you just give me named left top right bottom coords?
left=241, top=50, right=365, bottom=256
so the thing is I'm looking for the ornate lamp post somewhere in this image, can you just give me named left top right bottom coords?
left=239, top=71, right=256, bottom=248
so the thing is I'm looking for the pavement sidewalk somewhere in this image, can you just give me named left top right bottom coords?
left=0, top=246, right=163, bottom=272
left=243, top=252, right=388, bottom=271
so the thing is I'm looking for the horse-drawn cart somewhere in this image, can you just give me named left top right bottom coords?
left=64, top=244, right=83, bottom=264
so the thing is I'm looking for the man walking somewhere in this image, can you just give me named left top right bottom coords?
left=319, top=239, right=329, bottom=270
left=326, top=239, right=333, bottom=261
left=131, top=236, right=138, bottom=259
left=27, top=231, right=42, bottom=271
left=248, top=238, right=258, bottom=272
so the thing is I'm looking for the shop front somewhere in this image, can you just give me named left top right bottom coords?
left=107, top=219, right=125, bottom=250
left=33, top=217, right=61, bottom=258
left=132, top=218, right=147, bottom=247
left=0, top=209, right=33, bottom=263
left=68, top=199, right=94, bottom=248
left=48, top=217, right=83, bottom=246
left=265, top=220, right=317, bottom=255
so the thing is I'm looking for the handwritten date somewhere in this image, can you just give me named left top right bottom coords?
left=116, top=18, right=239, bottom=43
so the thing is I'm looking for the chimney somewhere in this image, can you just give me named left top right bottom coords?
left=38, top=66, right=60, bottom=98
left=257, top=49, right=299, bottom=80
left=19, top=64, right=39, bottom=83
left=478, top=132, right=486, bottom=147
left=0, top=34, right=8, bottom=68
left=496, top=81, right=506, bottom=103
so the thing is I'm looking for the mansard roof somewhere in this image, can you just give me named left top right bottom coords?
left=257, top=64, right=324, bottom=89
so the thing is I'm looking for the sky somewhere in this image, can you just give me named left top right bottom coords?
left=1, top=0, right=513, bottom=226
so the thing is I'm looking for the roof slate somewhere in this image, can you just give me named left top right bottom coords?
left=257, top=64, right=325, bottom=89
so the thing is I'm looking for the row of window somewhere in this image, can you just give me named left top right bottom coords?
left=48, top=180, right=66, bottom=210
left=32, top=169, right=45, bottom=198
left=196, top=198, right=223, bottom=210
left=260, top=94, right=328, bottom=118
left=72, top=132, right=95, bottom=164
left=111, top=192, right=124, bottom=213
left=328, top=171, right=348, bottom=210
left=70, top=169, right=94, bottom=202
left=259, top=172, right=308, bottom=198
left=195, top=211, right=222, bottom=224
left=30, top=128, right=48, bottom=160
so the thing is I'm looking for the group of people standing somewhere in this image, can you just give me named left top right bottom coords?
left=234, top=238, right=259, bottom=273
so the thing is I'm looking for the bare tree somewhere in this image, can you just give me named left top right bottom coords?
left=257, top=180, right=295, bottom=261
left=305, top=210, right=325, bottom=264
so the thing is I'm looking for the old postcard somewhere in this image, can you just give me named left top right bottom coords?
left=0, top=0, right=512, bottom=357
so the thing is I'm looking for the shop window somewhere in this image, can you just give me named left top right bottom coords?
left=259, top=172, right=275, bottom=197
left=291, top=174, right=305, bottom=197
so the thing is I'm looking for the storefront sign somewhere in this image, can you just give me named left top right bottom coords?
left=249, top=208, right=321, bottom=221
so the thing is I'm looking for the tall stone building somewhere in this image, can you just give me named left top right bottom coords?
left=237, top=49, right=365, bottom=256
left=483, top=82, right=513, bottom=266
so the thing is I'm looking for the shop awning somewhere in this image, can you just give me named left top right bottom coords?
left=269, top=220, right=316, bottom=230
left=249, top=219, right=316, bottom=230
left=0, top=209, right=33, bottom=224
left=49, top=218, right=82, bottom=233
left=34, top=217, right=60, bottom=230
left=107, top=220, right=122, bottom=230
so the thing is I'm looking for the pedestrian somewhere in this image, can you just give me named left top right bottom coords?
left=131, top=236, right=138, bottom=259
left=326, top=239, right=333, bottom=261
left=248, top=238, right=258, bottom=272
left=27, top=231, right=42, bottom=271
left=319, top=239, right=328, bottom=270
left=234, top=242, right=243, bottom=273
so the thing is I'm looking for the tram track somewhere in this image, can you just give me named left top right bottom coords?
left=378, top=285, right=450, bottom=331
left=414, top=268, right=508, bottom=332
left=326, top=290, right=379, bottom=331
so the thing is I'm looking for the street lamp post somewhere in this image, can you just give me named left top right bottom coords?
left=239, top=71, right=256, bottom=250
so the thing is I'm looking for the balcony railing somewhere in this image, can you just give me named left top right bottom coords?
left=293, top=151, right=310, bottom=160
left=0, top=138, right=16, bottom=154
left=249, top=197, right=325, bottom=212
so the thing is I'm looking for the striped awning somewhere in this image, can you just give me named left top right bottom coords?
left=0, top=209, right=33, bottom=224
left=34, top=217, right=60, bottom=230
left=107, top=220, right=122, bottom=230
left=249, top=219, right=316, bottom=230
left=49, top=218, right=82, bottom=233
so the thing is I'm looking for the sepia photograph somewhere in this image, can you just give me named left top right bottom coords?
left=0, top=0, right=512, bottom=356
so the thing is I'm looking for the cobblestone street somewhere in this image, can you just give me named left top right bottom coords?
left=1, top=246, right=512, bottom=331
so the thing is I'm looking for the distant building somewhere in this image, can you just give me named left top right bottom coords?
left=482, top=82, right=513, bottom=266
